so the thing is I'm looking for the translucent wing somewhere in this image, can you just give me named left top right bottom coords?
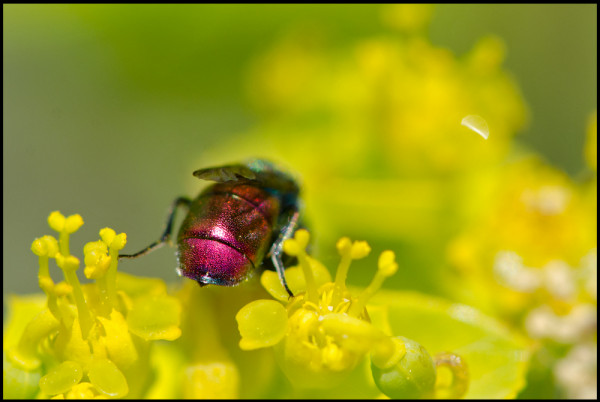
left=193, top=164, right=257, bottom=183
left=193, top=159, right=299, bottom=195
left=244, top=159, right=300, bottom=194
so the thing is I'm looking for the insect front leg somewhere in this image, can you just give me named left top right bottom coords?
left=268, top=208, right=301, bottom=297
left=119, top=196, right=191, bottom=260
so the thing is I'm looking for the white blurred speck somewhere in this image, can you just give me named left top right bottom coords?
left=494, top=251, right=541, bottom=292
left=580, top=249, right=597, bottom=300
left=563, top=304, right=597, bottom=341
left=525, top=305, right=556, bottom=339
left=447, top=304, right=479, bottom=325
left=521, top=186, right=571, bottom=215
left=525, top=303, right=596, bottom=343
left=461, top=114, right=489, bottom=139
left=543, top=260, right=576, bottom=300
left=554, top=342, right=597, bottom=399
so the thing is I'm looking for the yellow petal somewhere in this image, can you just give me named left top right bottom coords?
left=126, top=295, right=181, bottom=341
left=39, top=360, right=83, bottom=396
left=115, top=271, right=167, bottom=298
left=87, top=358, right=128, bottom=398
left=97, top=310, right=138, bottom=369
left=236, top=299, right=287, bottom=350
left=64, top=382, right=96, bottom=399
left=183, top=361, right=240, bottom=399
left=53, top=317, right=92, bottom=368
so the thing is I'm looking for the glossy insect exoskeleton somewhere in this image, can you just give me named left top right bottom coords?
left=119, top=159, right=301, bottom=296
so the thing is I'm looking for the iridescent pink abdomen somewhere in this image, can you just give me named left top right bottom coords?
left=176, top=182, right=280, bottom=286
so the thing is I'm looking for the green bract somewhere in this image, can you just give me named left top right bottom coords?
left=368, top=290, right=531, bottom=398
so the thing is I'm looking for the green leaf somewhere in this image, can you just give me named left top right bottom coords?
left=368, top=290, right=531, bottom=398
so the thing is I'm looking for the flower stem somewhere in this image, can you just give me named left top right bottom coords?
left=298, top=251, right=319, bottom=304
left=331, top=253, right=352, bottom=308
left=348, top=272, right=385, bottom=317
left=63, top=269, right=94, bottom=338
left=105, top=249, right=119, bottom=308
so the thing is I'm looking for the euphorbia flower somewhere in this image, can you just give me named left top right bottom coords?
left=3, top=211, right=182, bottom=399
left=236, top=229, right=468, bottom=398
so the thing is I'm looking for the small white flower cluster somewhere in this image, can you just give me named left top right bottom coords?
left=494, top=249, right=597, bottom=399
left=554, top=342, right=597, bottom=399
left=524, top=304, right=596, bottom=343
left=580, top=248, right=597, bottom=299
left=493, top=251, right=539, bottom=292
left=520, top=185, right=572, bottom=215
left=493, top=250, right=597, bottom=302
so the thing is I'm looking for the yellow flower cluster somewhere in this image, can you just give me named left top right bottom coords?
left=200, top=5, right=528, bottom=248
left=446, top=112, right=597, bottom=398
left=245, top=7, right=526, bottom=177
left=448, top=113, right=596, bottom=315
left=236, top=229, right=468, bottom=398
left=4, top=212, right=181, bottom=399
left=5, top=5, right=589, bottom=398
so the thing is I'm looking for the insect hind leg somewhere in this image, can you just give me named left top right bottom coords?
left=268, top=208, right=301, bottom=297
left=119, top=196, right=191, bottom=260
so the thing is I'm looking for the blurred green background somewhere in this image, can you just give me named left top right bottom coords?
left=3, top=4, right=596, bottom=299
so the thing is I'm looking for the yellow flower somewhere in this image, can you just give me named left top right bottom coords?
left=243, top=17, right=526, bottom=176
left=4, top=211, right=182, bottom=399
left=380, top=4, right=434, bottom=33
left=446, top=115, right=597, bottom=399
left=236, top=230, right=468, bottom=398
left=199, top=4, right=528, bottom=253
left=448, top=155, right=596, bottom=319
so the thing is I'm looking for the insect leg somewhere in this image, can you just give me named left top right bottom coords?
left=118, top=196, right=191, bottom=260
left=268, top=208, right=300, bottom=297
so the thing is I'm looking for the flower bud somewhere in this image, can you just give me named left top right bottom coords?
left=378, top=250, right=398, bottom=277
left=283, top=239, right=302, bottom=256
left=48, top=211, right=66, bottom=232
left=293, top=229, right=310, bottom=250
left=31, top=236, right=59, bottom=258
left=55, top=254, right=80, bottom=273
left=110, top=233, right=127, bottom=251
left=350, top=241, right=371, bottom=260
left=64, top=214, right=84, bottom=234
left=336, top=237, right=352, bottom=255
left=371, top=336, right=436, bottom=399
left=99, top=228, right=116, bottom=247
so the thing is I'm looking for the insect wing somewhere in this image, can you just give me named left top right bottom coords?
left=193, top=164, right=257, bottom=183
left=245, top=159, right=300, bottom=195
